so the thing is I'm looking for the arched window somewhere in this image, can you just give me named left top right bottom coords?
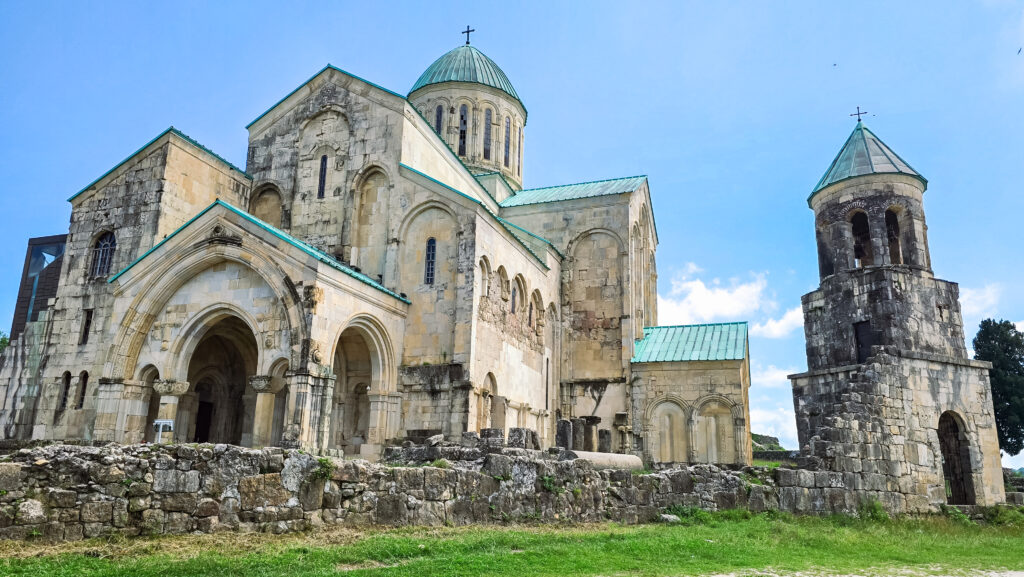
left=850, top=212, right=873, bottom=268
left=503, top=116, right=511, bottom=167
left=90, top=232, right=116, bottom=278
left=75, top=371, right=88, bottom=410
left=56, top=371, right=71, bottom=414
left=317, top=155, right=328, bottom=199
left=817, top=228, right=834, bottom=278
left=886, top=209, right=902, bottom=265
left=483, top=109, right=492, bottom=160
left=458, top=105, right=468, bottom=156
left=518, top=126, right=523, bottom=176
left=434, top=105, right=443, bottom=135
left=424, top=238, right=436, bottom=285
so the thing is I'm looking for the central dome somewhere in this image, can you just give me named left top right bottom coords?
left=409, top=45, right=521, bottom=103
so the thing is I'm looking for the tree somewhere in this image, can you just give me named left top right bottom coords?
left=0, top=330, right=7, bottom=356
left=973, top=319, right=1024, bottom=455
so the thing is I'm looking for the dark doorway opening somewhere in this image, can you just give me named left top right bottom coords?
left=194, top=401, right=213, bottom=443
left=854, top=321, right=876, bottom=364
left=938, top=411, right=975, bottom=505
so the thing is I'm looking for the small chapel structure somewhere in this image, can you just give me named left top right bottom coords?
left=0, top=37, right=751, bottom=464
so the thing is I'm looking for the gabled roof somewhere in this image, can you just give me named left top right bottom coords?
left=246, top=64, right=405, bottom=129
left=69, top=127, right=250, bottom=203
left=811, top=121, right=926, bottom=200
left=631, top=322, right=748, bottom=363
left=109, top=200, right=410, bottom=304
left=499, top=175, right=648, bottom=208
left=410, top=45, right=522, bottom=109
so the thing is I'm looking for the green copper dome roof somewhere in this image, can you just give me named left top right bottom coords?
left=410, top=45, right=522, bottom=104
left=811, top=121, right=926, bottom=200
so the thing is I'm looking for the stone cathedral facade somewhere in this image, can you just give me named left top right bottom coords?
left=0, top=42, right=752, bottom=464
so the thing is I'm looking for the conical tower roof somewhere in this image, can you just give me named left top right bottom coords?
left=811, top=121, right=925, bottom=199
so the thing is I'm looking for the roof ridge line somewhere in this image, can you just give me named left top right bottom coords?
left=642, top=321, right=749, bottom=330
left=520, top=174, right=648, bottom=192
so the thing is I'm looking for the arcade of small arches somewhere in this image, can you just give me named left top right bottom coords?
left=815, top=201, right=925, bottom=278
left=644, top=397, right=746, bottom=466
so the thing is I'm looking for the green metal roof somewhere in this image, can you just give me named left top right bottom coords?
left=410, top=45, right=522, bottom=106
left=69, top=127, right=251, bottom=203
left=810, top=121, right=926, bottom=200
left=109, top=200, right=410, bottom=304
left=500, top=175, right=647, bottom=208
left=631, top=322, right=748, bottom=363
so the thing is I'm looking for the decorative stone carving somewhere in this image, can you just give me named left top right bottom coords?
left=152, top=380, right=190, bottom=397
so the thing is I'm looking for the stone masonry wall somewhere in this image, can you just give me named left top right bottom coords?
left=0, top=443, right=933, bottom=542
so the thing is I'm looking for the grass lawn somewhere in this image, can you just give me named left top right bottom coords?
left=2, top=510, right=1023, bottom=576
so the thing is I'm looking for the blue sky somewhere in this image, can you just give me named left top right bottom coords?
left=1, top=1, right=1022, bottom=464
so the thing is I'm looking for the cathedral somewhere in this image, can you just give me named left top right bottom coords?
left=0, top=39, right=752, bottom=464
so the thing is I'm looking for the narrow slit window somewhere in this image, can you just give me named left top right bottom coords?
left=483, top=109, right=492, bottom=160
left=75, top=372, right=88, bottom=410
left=434, top=105, right=443, bottom=134
left=504, top=117, right=511, bottom=167
left=56, top=372, right=71, bottom=414
left=886, top=209, right=902, bottom=265
left=424, top=238, right=436, bottom=285
left=511, top=286, right=517, bottom=314
left=80, top=310, right=93, bottom=345
left=458, top=105, right=468, bottom=156
left=317, top=155, right=328, bottom=199
left=518, top=126, right=523, bottom=176
left=528, top=302, right=533, bottom=326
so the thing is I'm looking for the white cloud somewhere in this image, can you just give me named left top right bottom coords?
left=658, top=270, right=770, bottom=325
left=1016, top=321, right=1024, bottom=333
left=751, top=364, right=798, bottom=389
left=1003, top=450, right=1024, bottom=470
left=750, top=405, right=799, bottom=451
left=960, top=284, right=1003, bottom=338
left=751, top=306, right=803, bottom=339
left=960, top=284, right=1002, bottom=319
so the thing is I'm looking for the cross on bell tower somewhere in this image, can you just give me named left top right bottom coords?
left=850, top=106, right=868, bottom=122
left=462, top=25, right=475, bottom=45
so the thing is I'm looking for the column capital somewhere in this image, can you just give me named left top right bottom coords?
left=153, top=380, right=190, bottom=397
left=249, top=375, right=284, bottom=394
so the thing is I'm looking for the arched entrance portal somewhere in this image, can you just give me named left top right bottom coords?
left=330, top=326, right=375, bottom=455
left=938, top=411, right=976, bottom=505
left=182, top=316, right=258, bottom=445
left=649, top=401, right=687, bottom=463
left=694, top=400, right=736, bottom=465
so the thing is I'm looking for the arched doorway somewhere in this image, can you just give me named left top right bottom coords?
left=330, top=326, right=375, bottom=455
left=938, top=411, right=976, bottom=505
left=694, top=400, right=736, bottom=464
left=183, top=316, right=258, bottom=445
left=477, top=373, right=497, bottom=433
left=649, top=401, right=687, bottom=463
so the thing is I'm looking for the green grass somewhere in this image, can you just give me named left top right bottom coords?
left=2, top=512, right=1023, bottom=576
left=751, top=459, right=782, bottom=469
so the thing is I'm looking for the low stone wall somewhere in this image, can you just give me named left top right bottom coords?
left=0, top=443, right=936, bottom=542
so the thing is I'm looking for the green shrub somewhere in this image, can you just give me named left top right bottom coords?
left=311, top=457, right=335, bottom=481
left=428, top=459, right=450, bottom=469
left=941, top=504, right=974, bottom=526
left=981, top=505, right=1024, bottom=526
left=664, top=506, right=714, bottom=525
left=858, top=498, right=890, bottom=523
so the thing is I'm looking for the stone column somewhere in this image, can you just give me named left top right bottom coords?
left=250, top=375, right=285, bottom=448
left=556, top=419, right=573, bottom=449
left=571, top=418, right=585, bottom=451
left=582, top=416, right=601, bottom=452
left=152, top=380, right=190, bottom=444
left=733, top=416, right=749, bottom=465
left=92, top=379, right=127, bottom=442
left=280, top=373, right=311, bottom=449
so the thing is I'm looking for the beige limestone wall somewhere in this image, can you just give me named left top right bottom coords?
left=631, top=359, right=752, bottom=466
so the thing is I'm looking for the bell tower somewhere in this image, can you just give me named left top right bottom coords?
left=789, top=119, right=1006, bottom=512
